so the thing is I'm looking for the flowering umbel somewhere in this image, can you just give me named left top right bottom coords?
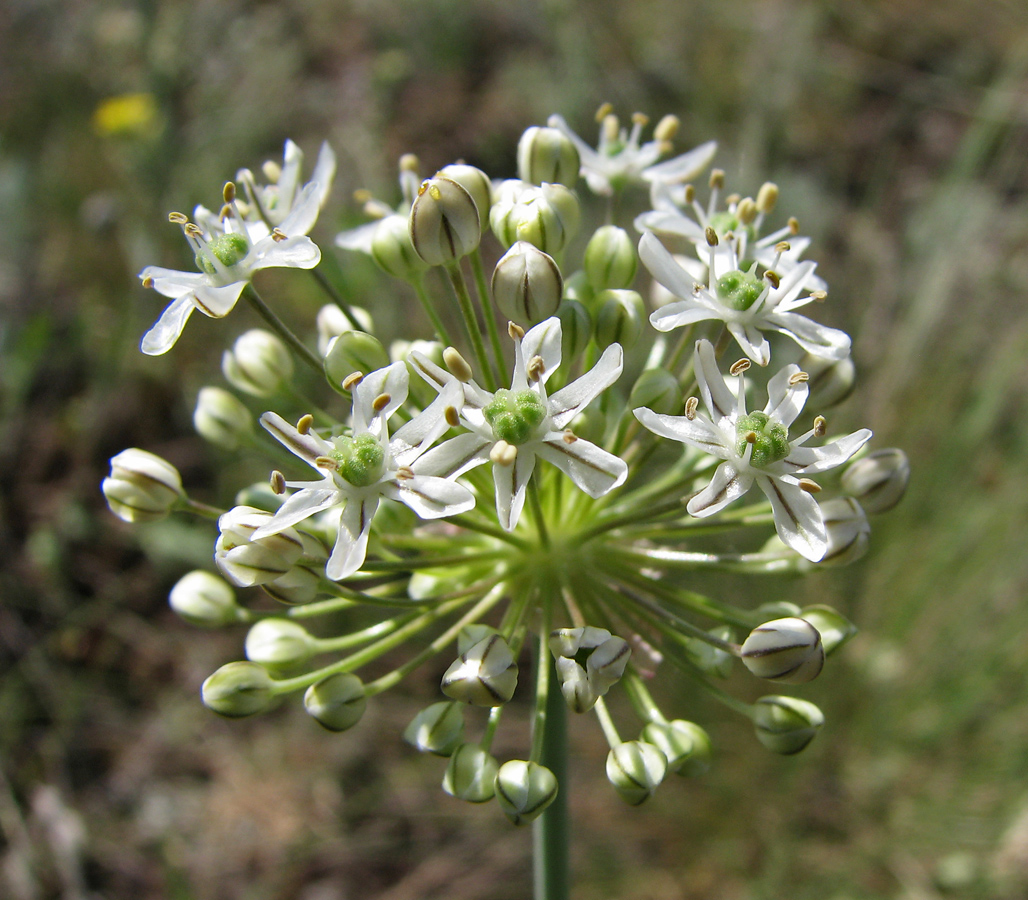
left=108, top=118, right=903, bottom=822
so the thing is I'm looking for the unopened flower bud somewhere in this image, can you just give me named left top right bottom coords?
left=630, top=368, right=682, bottom=416
left=491, top=241, right=563, bottom=325
left=168, top=570, right=243, bottom=627
left=437, top=163, right=493, bottom=221
left=370, top=213, right=429, bottom=280
left=409, top=175, right=481, bottom=266
left=457, top=623, right=500, bottom=655
left=317, top=304, right=373, bottom=356
left=442, top=743, right=499, bottom=803
left=102, top=448, right=183, bottom=523
left=324, top=330, right=390, bottom=387
left=562, top=269, right=594, bottom=306
left=193, top=387, right=253, bottom=450
left=841, top=448, right=910, bottom=514
left=752, top=695, right=824, bottom=755
left=640, top=720, right=712, bottom=776
left=244, top=618, right=316, bottom=671
left=490, top=181, right=580, bottom=254
left=606, top=740, right=667, bottom=805
left=800, top=351, right=856, bottom=409
left=548, top=625, right=611, bottom=658
left=800, top=605, right=857, bottom=656
left=741, top=617, right=824, bottom=684
left=261, top=564, right=321, bottom=605
left=214, top=506, right=305, bottom=587
left=403, top=701, right=465, bottom=756
left=304, top=672, right=366, bottom=732
left=517, top=126, right=580, bottom=187
left=494, top=760, right=558, bottom=825
left=817, top=496, right=871, bottom=566
left=584, top=225, right=637, bottom=290
left=201, top=661, right=275, bottom=718
left=222, top=329, right=293, bottom=397
left=683, top=625, right=736, bottom=679
left=441, top=634, right=518, bottom=706
left=594, top=289, right=644, bottom=349
left=555, top=657, right=598, bottom=713
left=586, top=636, right=631, bottom=692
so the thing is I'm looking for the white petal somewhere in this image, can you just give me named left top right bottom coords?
left=277, top=139, right=304, bottom=210
left=384, top=474, right=475, bottom=519
left=260, top=411, right=333, bottom=467
left=546, top=114, right=602, bottom=170
left=535, top=435, right=627, bottom=497
left=327, top=495, right=381, bottom=580
left=493, top=448, right=536, bottom=532
left=352, top=361, right=408, bottom=435
left=414, top=432, right=492, bottom=479
left=764, top=260, right=817, bottom=311
left=391, top=379, right=464, bottom=466
left=278, top=181, right=322, bottom=237
left=250, top=234, right=322, bottom=270
left=549, top=344, right=623, bottom=428
left=694, top=339, right=738, bottom=422
left=649, top=302, right=721, bottom=333
left=764, top=312, right=852, bottom=361
left=633, top=407, right=732, bottom=458
left=335, top=220, right=378, bottom=254
left=783, top=428, right=872, bottom=475
left=310, top=142, right=337, bottom=206
left=641, top=140, right=718, bottom=184
left=764, top=364, right=808, bottom=427
left=140, top=266, right=207, bottom=299
left=726, top=322, right=771, bottom=367
left=633, top=209, right=706, bottom=240
left=521, top=317, right=563, bottom=385
left=192, top=281, right=247, bottom=317
left=639, top=232, right=697, bottom=302
left=140, top=295, right=195, bottom=355
left=408, top=349, right=455, bottom=393
left=686, top=462, right=753, bottom=517
left=756, top=475, right=827, bottom=562
left=253, top=487, right=340, bottom=538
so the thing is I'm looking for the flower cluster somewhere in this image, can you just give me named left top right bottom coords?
left=106, top=110, right=908, bottom=823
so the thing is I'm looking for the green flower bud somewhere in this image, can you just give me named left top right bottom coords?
left=640, top=720, right=712, bottom=776
left=437, top=163, right=493, bottom=222
left=409, top=175, right=481, bottom=266
left=606, top=740, right=667, bottom=805
left=754, top=600, right=802, bottom=619
left=441, top=634, right=518, bottom=706
left=261, top=565, right=322, bottom=606
left=491, top=241, right=563, bottom=325
left=841, top=448, right=910, bottom=514
left=317, top=304, right=374, bottom=357
left=562, top=269, right=594, bottom=307
left=586, top=636, right=631, bottom=692
left=457, top=624, right=500, bottom=655
left=201, top=661, right=275, bottom=718
left=800, top=605, right=857, bottom=656
left=594, top=289, right=644, bottom=349
left=193, top=387, right=253, bottom=450
left=752, top=695, right=824, bottom=755
left=630, top=368, right=682, bottom=416
left=548, top=625, right=612, bottom=658
left=683, top=625, right=736, bottom=679
left=244, top=618, right=316, bottom=671
left=304, top=673, right=367, bottom=732
left=555, top=657, right=598, bottom=713
left=214, top=506, right=305, bottom=587
left=741, top=617, right=824, bottom=684
left=800, top=351, right=856, bottom=409
left=222, top=329, right=293, bottom=398
left=557, top=299, right=592, bottom=360
left=494, top=760, right=558, bottom=825
left=809, top=496, right=870, bottom=567
left=517, top=125, right=580, bottom=187
left=490, top=180, right=580, bottom=254
left=370, top=213, right=429, bottom=280
left=403, top=701, right=465, bottom=756
left=584, top=225, right=637, bottom=290
left=102, top=448, right=183, bottom=523
left=168, top=570, right=243, bottom=628
left=324, top=331, right=391, bottom=387
left=442, top=743, right=499, bottom=803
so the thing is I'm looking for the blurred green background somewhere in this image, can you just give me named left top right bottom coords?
left=3, top=0, right=1028, bottom=897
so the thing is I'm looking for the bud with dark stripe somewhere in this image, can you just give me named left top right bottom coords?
left=740, top=616, right=824, bottom=684
left=752, top=695, right=824, bottom=755
left=494, top=760, right=558, bottom=825
left=491, top=241, right=563, bottom=325
left=441, top=634, right=518, bottom=706
left=409, top=175, right=481, bottom=266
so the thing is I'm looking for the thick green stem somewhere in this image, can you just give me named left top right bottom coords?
left=242, top=284, right=323, bottom=375
left=533, top=651, right=569, bottom=900
left=469, top=248, right=507, bottom=382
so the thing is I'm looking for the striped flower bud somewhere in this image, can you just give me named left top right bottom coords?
left=409, top=175, right=481, bottom=266
left=441, top=634, right=518, bottom=706
left=640, top=720, right=712, bottom=776
left=752, top=695, right=824, bottom=755
left=800, top=605, right=857, bottom=656
left=102, top=448, right=183, bottom=523
left=584, top=225, right=637, bottom=290
left=557, top=298, right=592, bottom=360
left=494, top=760, right=558, bottom=825
left=629, top=368, right=682, bottom=416
left=517, top=125, right=580, bottom=187
left=740, top=617, right=824, bottom=684
left=222, top=329, right=293, bottom=397
left=304, top=673, right=367, bottom=732
left=214, top=506, right=305, bottom=587
left=244, top=618, right=316, bottom=671
left=586, top=636, right=631, bottom=692
left=193, top=387, right=253, bottom=450
left=370, top=213, right=429, bottom=280
left=437, top=163, right=493, bottom=222
left=814, top=496, right=871, bottom=567
left=490, top=180, right=580, bottom=254
left=457, top=623, right=500, bottom=655
left=201, top=661, right=275, bottom=718
left=261, top=565, right=321, bottom=606
left=841, top=448, right=910, bottom=514
left=168, top=570, right=243, bottom=628
left=606, top=741, right=668, bottom=805
left=442, top=743, right=499, bottom=803
left=555, top=656, right=598, bottom=713
left=491, top=241, right=563, bottom=325
left=324, top=330, right=390, bottom=388
left=403, top=701, right=465, bottom=756
left=594, top=289, right=644, bottom=349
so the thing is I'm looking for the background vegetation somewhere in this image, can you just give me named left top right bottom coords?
left=2, top=1, right=1027, bottom=897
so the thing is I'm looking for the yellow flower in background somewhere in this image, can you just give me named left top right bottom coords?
left=92, top=92, right=158, bottom=137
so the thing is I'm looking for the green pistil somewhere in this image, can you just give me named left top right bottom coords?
left=735, top=411, right=790, bottom=468
left=708, top=211, right=740, bottom=235
left=331, top=433, right=386, bottom=487
left=716, top=269, right=764, bottom=311
left=483, top=389, right=547, bottom=446
left=196, top=232, right=249, bottom=274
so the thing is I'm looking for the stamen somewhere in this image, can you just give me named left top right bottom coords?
left=631, top=111, right=649, bottom=127
left=296, top=414, right=314, bottom=434
left=709, top=169, right=725, bottom=190
left=507, top=322, right=526, bottom=340
left=168, top=211, right=188, bottom=225
left=562, top=430, right=578, bottom=445
left=737, top=197, right=757, bottom=224
left=270, top=470, right=286, bottom=494
left=184, top=223, right=203, bottom=238
left=756, top=182, right=779, bottom=214
left=705, top=226, right=719, bottom=247
left=141, top=275, right=154, bottom=289
left=788, top=216, right=800, bottom=235
left=218, top=204, right=232, bottom=221
left=315, top=456, right=338, bottom=471
left=352, top=188, right=373, bottom=204
left=395, top=466, right=415, bottom=481
left=810, top=290, right=827, bottom=303
left=726, top=193, right=741, bottom=207
left=744, top=431, right=758, bottom=444
left=372, top=393, right=391, bottom=412
left=798, top=478, right=821, bottom=494
left=683, top=184, right=695, bottom=204
left=788, top=371, right=810, bottom=386
left=729, top=359, right=751, bottom=376
left=443, top=347, right=473, bottom=381
left=527, top=355, right=546, bottom=383
left=595, top=102, right=614, bottom=122
left=813, top=415, right=827, bottom=437
left=271, top=228, right=288, bottom=242
left=764, top=270, right=781, bottom=290
left=444, top=405, right=460, bottom=428
left=775, top=241, right=791, bottom=254
left=261, top=160, right=282, bottom=183
left=490, top=441, right=518, bottom=467
left=342, top=372, right=363, bottom=391
left=654, top=114, right=679, bottom=143
left=684, top=396, right=699, bottom=419
left=399, top=153, right=420, bottom=173
left=601, top=114, right=619, bottom=143
left=223, top=182, right=236, bottom=203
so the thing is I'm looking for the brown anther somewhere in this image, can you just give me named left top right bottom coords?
left=788, top=371, right=810, bottom=386
left=744, top=431, right=758, bottom=444
left=443, top=347, right=473, bottom=382
left=595, top=102, right=614, bottom=122
left=775, top=241, right=791, bottom=254
left=729, top=358, right=751, bottom=376
left=798, top=478, right=822, bottom=494
left=764, top=270, right=781, bottom=290
left=489, top=441, right=518, bottom=467
left=813, top=415, right=827, bottom=437
left=788, top=216, right=800, bottom=234
left=810, top=290, right=828, bottom=303
left=270, top=470, right=286, bottom=495
left=684, top=396, right=699, bottom=419
left=527, top=355, right=546, bottom=383
left=683, top=184, right=695, bottom=204
left=395, top=465, right=415, bottom=481
left=141, top=275, right=154, bottom=289
left=705, top=226, right=719, bottom=247
left=223, top=182, right=236, bottom=203
left=341, top=372, right=363, bottom=391
left=315, top=456, right=338, bottom=471
left=709, top=169, right=725, bottom=190
left=271, top=228, right=288, bottom=242
left=372, top=393, right=391, bottom=412
left=168, top=211, right=188, bottom=225
left=631, top=111, right=649, bottom=127
left=184, top=223, right=203, bottom=237
left=726, top=193, right=741, bottom=207
left=352, top=188, right=373, bottom=204
left=444, top=405, right=460, bottom=428
left=507, top=322, right=526, bottom=340
left=296, top=413, right=314, bottom=434
left=399, top=153, right=420, bottom=173
left=218, top=204, right=232, bottom=221
left=562, top=430, right=578, bottom=445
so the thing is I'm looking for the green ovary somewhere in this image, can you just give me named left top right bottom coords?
left=332, top=433, right=386, bottom=487
left=484, top=389, right=547, bottom=446
left=196, top=233, right=249, bottom=274
left=716, top=269, right=765, bottom=312
left=736, top=412, right=790, bottom=468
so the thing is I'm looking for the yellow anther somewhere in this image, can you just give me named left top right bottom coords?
left=788, top=216, right=800, bottom=234
left=562, top=430, right=578, bottom=445
left=709, top=169, right=725, bottom=190
left=765, top=270, right=781, bottom=290
left=395, top=465, right=415, bottom=481
left=399, top=153, right=420, bottom=173
left=271, top=228, right=288, bottom=242
left=788, top=371, right=810, bottom=386
left=261, top=160, right=282, bottom=183
left=631, top=111, right=649, bottom=127
left=444, top=405, right=460, bottom=428
left=744, top=431, right=758, bottom=444
left=683, top=184, right=695, bottom=204
left=352, top=188, right=373, bottom=204
left=342, top=372, right=363, bottom=391
left=736, top=197, right=757, bottom=225
left=798, top=478, right=822, bottom=494
left=684, top=396, right=699, bottom=420
left=270, top=470, right=286, bottom=494
left=372, top=393, right=391, bottom=412
left=729, top=358, right=751, bottom=376
left=168, top=211, right=188, bottom=224
left=223, top=181, right=236, bottom=203
left=443, top=347, right=473, bottom=382
left=595, top=102, right=614, bottom=122
left=756, top=182, right=779, bottom=214
left=527, top=355, right=546, bottom=383
left=726, top=193, right=741, bottom=207
left=813, top=415, right=827, bottom=437
left=507, top=322, right=526, bottom=340
left=296, top=414, right=314, bottom=434
left=654, top=114, right=680, bottom=143
left=775, top=241, right=791, bottom=254
left=810, top=290, right=827, bottom=303
left=218, top=204, right=232, bottom=221
left=705, top=226, right=719, bottom=247
left=489, top=441, right=518, bottom=467
left=184, top=223, right=203, bottom=237
left=315, top=456, right=338, bottom=471
left=141, top=275, right=154, bottom=289
left=602, top=113, right=619, bottom=142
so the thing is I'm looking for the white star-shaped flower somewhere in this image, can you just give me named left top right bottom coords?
left=253, top=362, right=475, bottom=580
left=547, top=111, right=716, bottom=197
left=139, top=193, right=322, bottom=355
left=633, top=339, right=871, bottom=561
left=410, top=318, right=628, bottom=532
left=641, top=232, right=850, bottom=366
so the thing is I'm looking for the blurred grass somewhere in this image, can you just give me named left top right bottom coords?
left=2, top=0, right=1028, bottom=898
